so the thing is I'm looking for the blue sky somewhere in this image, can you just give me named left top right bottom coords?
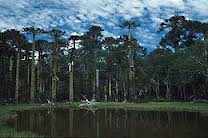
left=0, top=0, right=208, bottom=51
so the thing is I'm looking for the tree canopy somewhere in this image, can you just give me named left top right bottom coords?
left=0, top=16, right=208, bottom=103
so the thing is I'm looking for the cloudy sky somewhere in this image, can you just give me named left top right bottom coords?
left=0, top=0, right=208, bottom=50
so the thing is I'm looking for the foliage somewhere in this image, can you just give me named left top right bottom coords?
left=0, top=16, right=208, bottom=103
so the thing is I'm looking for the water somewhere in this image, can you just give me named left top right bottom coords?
left=7, top=108, right=208, bottom=138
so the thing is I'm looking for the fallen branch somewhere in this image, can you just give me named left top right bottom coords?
left=79, top=95, right=97, bottom=108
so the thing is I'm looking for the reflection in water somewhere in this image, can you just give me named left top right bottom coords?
left=7, top=108, right=208, bottom=138
left=69, top=109, right=73, bottom=137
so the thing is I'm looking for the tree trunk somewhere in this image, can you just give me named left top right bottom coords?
left=192, top=85, right=196, bottom=99
left=30, top=33, right=36, bottom=102
left=9, top=56, right=13, bottom=82
left=15, top=50, right=20, bottom=103
left=9, top=56, right=13, bottom=99
left=92, top=77, right=96, bottom=99
left=52, top=61, right=57, bottom=102
left=104, top=85, right=107, bottom=102
left=85, top=64, right=89, bottom=97
left=155, top=85, right=160, bottom=100
left=92, top=42, right=97, bottom=100
left=69, top=63, right=74, bottom=103
left=27, top=63, right=30, bottom=94
left=115, top=80, right=119, bottom=102
left=183, top=85, right=186, bottom=101
left=129, top=47, right=136, bottom=101
left=178, top=85, right=182, bottom=100
left=122, top=69, right=127, bottom=102
left=108, top=77, right=112, bottom=100
left=129, top=70, right=133, bottom=101
left=123, top=82, right=127, bottom=101
left=166, top=86, right=170, bottom=100
left=39, top=79, right=43, bottom=94
left=37, top=62, right=40, bottom=94
left=37, top=50, right=42, bottom=94
left=42, top=81, right=45, bottom=93
left=152, top=79, right=160, bottom=100
left=96, top=69, right=99, bottom=100
left=164, top=80, right=171, bottom=100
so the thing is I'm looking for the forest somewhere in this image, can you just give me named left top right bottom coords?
left=0, top=15, right=208, bottom=103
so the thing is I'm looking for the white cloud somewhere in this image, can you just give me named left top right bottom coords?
left=144, top=0, right=185, bottom=9
left=187, top=0, right=208, bottom=16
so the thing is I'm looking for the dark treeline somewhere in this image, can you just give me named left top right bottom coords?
left=0, top=15, right=208, bottom=103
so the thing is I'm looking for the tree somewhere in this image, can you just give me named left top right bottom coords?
left=0, top=31, right=15, bottom=101
left=188, top=40, right=208, bottom=97
left=102, top=37, right=120, bottom=101
left=35, top=40, right=48, bottom=95
left=68, top=35, right=79, bottom=103
left=159, top=16, right=187, bottom=51
left=159, top=15, right=208, bottom=52
left=159, top=15, right=208, bottom=100
left=23, top=27, right=46, bottom=102
left=148, top=48, right=174, bottom=100
left=4, top=29, right=28, bottom=102
left=80, top=26, right=104, bottom=100
left=48, top=29, right=66, bottom=102
left=120, top=21, right=140, bottom=101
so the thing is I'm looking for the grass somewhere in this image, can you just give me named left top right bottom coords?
left=0, top=102, right=208, bottom=137
left=0, top=125, right=44, bottom=138
left=95, top=102, right=208, bottom=112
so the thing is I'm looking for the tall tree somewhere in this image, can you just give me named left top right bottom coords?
left=120, top=21, right=140, bottom=101
left=148, top=48, right=174, bottom=100
left=80, top=26, right=103, bottom=100
left=4, top=29, right=28, bottom=102
left=159, top=15, right=208, bottom=51
left=48, top=29, right=66, bottom=102
left=68, top=35, right=79, bottom=103
left=35, top=40, right=48, bottom=95
left=23, top=27, right=46, bottom=102
left=102, top=37, right=119, bottom=101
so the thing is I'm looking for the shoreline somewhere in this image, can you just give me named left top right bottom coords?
left=1, top=102, right=208, bottom=137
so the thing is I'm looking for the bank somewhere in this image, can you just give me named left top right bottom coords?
left=1, top=102, right=208, bottom=137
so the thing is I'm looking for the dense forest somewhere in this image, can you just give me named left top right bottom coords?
left=0, top=15, right=208, bottom=103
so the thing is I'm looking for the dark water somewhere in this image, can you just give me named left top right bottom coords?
left=7, top=108, right=208, bottom=138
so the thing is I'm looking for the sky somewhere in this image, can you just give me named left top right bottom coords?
left=0, top=0, right=208, bottom=51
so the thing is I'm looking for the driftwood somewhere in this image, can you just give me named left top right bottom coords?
left=78, top=95, right=98, bottom=116
left=41, top=99, right=55, bottom=107
left=79, top=95, right=97, bottom=108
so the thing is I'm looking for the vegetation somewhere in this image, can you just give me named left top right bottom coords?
left=0, top=15, right=208, bottom=104
left=95, top=102, right=208, bottom=112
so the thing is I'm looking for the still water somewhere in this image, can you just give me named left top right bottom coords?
left=7, top=108, right=208, bottom=138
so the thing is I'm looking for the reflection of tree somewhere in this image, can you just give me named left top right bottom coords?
left=69, top=109, right=73, bottom=137
left=96, top=110, right=100, bottom=138
left=29, top=113, right=34, bottom=131
left=9, top=110, right=207, bottom=138
left=167, top=112, right=174, bottom=138
left=50, top=111, right=56, bottom=136
left=109, top=110, right=112, bottom=128
left=105, top=109, right=107, bottom=127
left=124, top=109, right=127, bottom=128
left=115, top=109, right=119, bottom=128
